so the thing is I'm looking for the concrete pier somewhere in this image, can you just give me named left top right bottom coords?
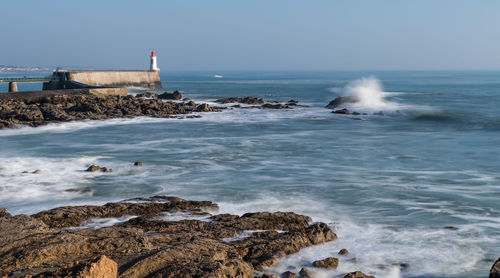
left=8, top=82, right=18, bottom=92
left=43, top=70, right=162, bottom=90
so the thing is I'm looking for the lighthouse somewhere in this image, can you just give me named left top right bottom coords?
left=150, top=50, right=159, bottom=71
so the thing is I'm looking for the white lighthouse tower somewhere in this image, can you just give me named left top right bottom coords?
left=150, top=50, right=159, bottom=71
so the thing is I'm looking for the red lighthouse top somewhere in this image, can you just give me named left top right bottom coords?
left=151, top=50, right=156, bottom=57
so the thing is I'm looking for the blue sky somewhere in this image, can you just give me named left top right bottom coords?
left=0, top=0, right=499, bottom=70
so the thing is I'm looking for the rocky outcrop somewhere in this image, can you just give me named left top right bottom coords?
left=216, top=97, right=264, bottom=105
left=491, top=257, right=500, bottom=278
left=0, top=94, right=218, bottom=129
left=326, top=96, right=359, bottom=109
left=86, top=165, right=111, bottom=172
left=158, top=90, right=182, bottom=100
left=0, top=196, right=337, bottom=277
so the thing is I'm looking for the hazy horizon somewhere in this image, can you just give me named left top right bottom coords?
left=1, top=0, right=499, bottom=71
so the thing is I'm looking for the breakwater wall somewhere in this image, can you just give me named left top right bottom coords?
left=43, top=70, right=162, bottom=90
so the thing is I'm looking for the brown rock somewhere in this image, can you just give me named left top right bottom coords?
left=86, top=165, right=101, bottom=172
left=196, top=103, right=212, bottom=112
left=262, top=103, right=284, bottom=109
left=312, top=257, right=338, bottom=269
left=343, top=271, right=376, bottom=278
left=281, top=271, right=298, bottom=278
left=75, top=255, right=117, bottom=278
left=158, top=91, right=182, bottom=100
left=299, top=268, right=315, bottom=278
left=262, top=274, right=279, bottom=278
left=0, top=208, right=11, bottom=218
left=133, top=161, right=143, bottom=167
left=338, top=248, right=349, bottom=255
left=216, top=97, right=264, bottom=105
left=491, top=257, right=500, bottom=278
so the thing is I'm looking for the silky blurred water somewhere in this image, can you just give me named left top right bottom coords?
left=1, top=71, right=499, bottom=278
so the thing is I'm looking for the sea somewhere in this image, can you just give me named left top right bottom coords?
left=1, top=71, right=499, bottom=278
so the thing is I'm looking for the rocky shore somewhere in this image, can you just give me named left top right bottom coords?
left=0, top=92, right=295, bottom=129
left=0, top=195, right=378, bottom=278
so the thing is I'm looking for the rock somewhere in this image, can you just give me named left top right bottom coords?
left=343, top=271, right=375, bottom=278
left=196, top=103, right=212, bottom=112
left=326, top=96, right=359, bottom=109
left=262, top=103, right=284, bottom=109
left=74, top=255, right=117, bottom=278
left=312, top=257, right=338, bottom=269
left=443, top=226, right=458, bottom=230
left=281, top=271, right=298, bottom=278
left=491, top=257, right=500, bottom=278
left=158, top=90, right=182, bottom=100
left=86, top=165, right=110, bottom=172
left=182, top=97, right=191, bottom=101
left=86, top=165, right=101, bottom=172
left=333, top=108, right=350, bottom=115
left=338, top=248, right=349, bottom=255
left=136, top=92, right=158, bottom=99
left=0, top=208, right=11, bottom=218
left=262, top=274, right=279, bottom=278
left=216, top=97, right=264, bottom=105
left=133, top=161, right=143, bottom=167
left=299, top=268, right=315, bottom=278
left=0, top=196, right=336, bottom=277
left=352, top=112, right=361, bottom=115
left=32, top=169, right=41, bottom=174
left=373, top=111, right=384, bottom=116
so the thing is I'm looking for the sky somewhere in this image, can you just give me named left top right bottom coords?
left=0, top=0, right=499, bottom=71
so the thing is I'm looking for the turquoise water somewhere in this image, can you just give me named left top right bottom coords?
left=1, top=71, right=499, bottom=278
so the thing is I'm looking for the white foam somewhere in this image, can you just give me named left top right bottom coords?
left=67, top=215, right=137, bottom=230
left=330, top=77, right=418, bottom=113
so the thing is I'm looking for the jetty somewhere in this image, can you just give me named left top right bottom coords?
left=0, top=51, right=162, bottom=100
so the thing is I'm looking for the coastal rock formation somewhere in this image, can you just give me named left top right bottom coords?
left=491, top=257, right=500, bottom=278
left=216, top=97, right=264, bottom=105
left=0, top=94, right=216, bottom=129
left=326, top=96, right=359, bottom=109
left=0, top=196, right=337, bottom=277
left=158, top=90, right=182, bottom=100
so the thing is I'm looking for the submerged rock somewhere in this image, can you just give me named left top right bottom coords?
left=333, top=108, right=351, bottom=115
left=216, top=97, right=264, bottom=105
left=0, top=196, right=337, bottom=277
left=86, top=165, right=110, bottom=172
left=338, top=248, right=349, bottom=255
left=326, top=96, right=359, bottom=109
left=133, top=161, right=143, bottom=167
left=299, top=268, right=315, bottom=278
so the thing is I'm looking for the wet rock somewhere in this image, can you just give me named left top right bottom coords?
left=491, top=257, right=500, bottom=278
left=262, top=103, right=284, bottom=109
left=262, top=274, right=279, bottom=278
left=133, top=161, right=143, bottom=167
left=158, top=90, right=182, bottom=100
left=0, top=208, right=11, bottom=218
left=86, top=165, right=110, bottom=172
left=333, top=108, right=351, bottom=115
left=136, top=92, right=158, bottom=99
left=287, top=100, right=298, bottom=106
left=216, top=97, right=264, bottom=105
left=196, top=103, right=212, bottom=112
left=281, top=271, right=298, bottom=278
left=32, top=169, right=41, bottom=174
left=326, top=96, right=359, bottom=109
left=338, top=248, right=349, bottom=255
left=443, top=226, right=458, bottom=230
left=312, top=257, right=339, bottom=269
left=343, top=271, right=375, bottom=278
left=299, top=268, right=315, bottom=278
left=0, top=196, right=335, bottom=277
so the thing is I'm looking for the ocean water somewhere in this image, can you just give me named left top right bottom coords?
left=1, top=71, right=499, bottom=278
